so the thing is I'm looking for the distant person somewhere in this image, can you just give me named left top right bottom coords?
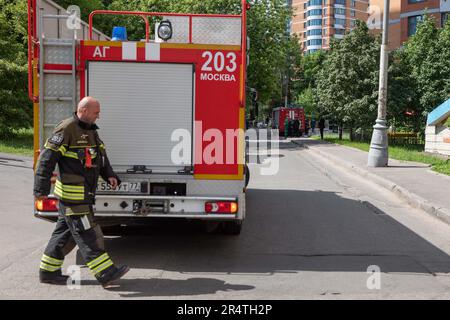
left=319, top=117, right=326, bottom=140
left=293, top=119, right=300, bottom=137
left=305, top=119, right=310, bottom=137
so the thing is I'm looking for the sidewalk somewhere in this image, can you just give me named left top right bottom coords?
left=291, top=138, right=450, bottom=225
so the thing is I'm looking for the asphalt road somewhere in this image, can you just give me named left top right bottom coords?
left=1, top=139, right=450, bottom=300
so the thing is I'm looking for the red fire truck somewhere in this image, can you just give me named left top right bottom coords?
left=272, top=107, right=305, bottom=136
left=28, top=0, right=249, bottom=234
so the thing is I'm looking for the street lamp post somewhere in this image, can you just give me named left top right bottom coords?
left=368, top=0, right=390, bottom=167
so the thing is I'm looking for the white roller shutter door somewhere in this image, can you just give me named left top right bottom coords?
left=88, top=62, right=193, bottom=171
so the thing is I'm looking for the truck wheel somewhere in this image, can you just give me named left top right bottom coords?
left=222, top=221, right=242, bottom=235
left=204, top=221, right=221, bottom=234
left=102, top=224, right=124, bottom=236
left=245, top=164, right=250, bottom=188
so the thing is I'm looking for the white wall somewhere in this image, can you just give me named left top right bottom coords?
left=425, top=124, right=450, bottom=156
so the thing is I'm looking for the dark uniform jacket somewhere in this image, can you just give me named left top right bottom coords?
left=34, top=114, right=119, bottom=207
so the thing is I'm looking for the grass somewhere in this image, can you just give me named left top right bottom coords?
left=0, top=128, right=34, bottom=157
left=313, top=134, right=450, bottom=176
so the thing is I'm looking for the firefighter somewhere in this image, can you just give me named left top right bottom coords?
left=34, top=96, right=129, bottom=288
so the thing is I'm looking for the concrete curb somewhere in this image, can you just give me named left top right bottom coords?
left=292, top=140, right=450, bottom=226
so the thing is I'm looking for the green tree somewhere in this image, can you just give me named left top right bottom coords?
left=296, top=86, right=315, bottom=116
left=53, top=0, right=105, bottom=22
left=387, top=49, right=421, bottom=132
left=401, top=15, right=450, bottom=133
left=0, top=0, right=32, bottom=137
left=297, top=50, right=326, bottom=91
left=293, top=50, right=326, bottom=118
left=316, top=21, right=379, bottom=139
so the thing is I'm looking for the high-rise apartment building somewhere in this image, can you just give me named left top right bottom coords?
left=290, top=0, right=450, bottom=53
left=291, top=0, right=370, bottom=54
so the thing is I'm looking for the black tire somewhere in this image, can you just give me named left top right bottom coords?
left=101, top=224, right=124, bottom=236
left=244, top=164, right=250, bottom=188
left=222, top=220, right=242, bottom=235
left=204, top=221, right=222, bottom=234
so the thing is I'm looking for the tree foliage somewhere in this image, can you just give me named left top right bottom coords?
left=403, top=16, right=450, bottom=114
left=0, top=0, right=32, bottom=137
left=293, top=50, right=326, bottom=117
left=315, top=21, right=380, bottom=131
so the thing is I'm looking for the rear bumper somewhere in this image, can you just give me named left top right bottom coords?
left=35, top=194, right=244, bottom=221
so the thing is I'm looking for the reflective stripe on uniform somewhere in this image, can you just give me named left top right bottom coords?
left=63, top=151, right=79, bottom=160
left=54, top=189, right=85, bottom=201
left=55, top=180, right=84, bottom=191
left=44, top=142, right=67, bottom=155
left=40, top=262, right=62, bottom=272
left=42, top=254, right=63, bottom=266
left=87, top=253, right=114, bottom=275
left=54, top=181, right=85, bottom=201
left=92, top=260, right=114, bottom=275
left=40, top=254, right=63, bottom=272
left=87, top=253, right=109, bottom=268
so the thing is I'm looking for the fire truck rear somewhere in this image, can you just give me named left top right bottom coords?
left=28, top=0, right=249, bottom=234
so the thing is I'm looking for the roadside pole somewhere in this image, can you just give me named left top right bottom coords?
left=368, top=0, right=390, bottom=167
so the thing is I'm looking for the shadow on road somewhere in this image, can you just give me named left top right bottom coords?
left=80, top=188, right=450, bottom=297
left=109, top=278, right=253, bottom=298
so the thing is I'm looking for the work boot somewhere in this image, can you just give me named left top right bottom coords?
left=39, top=270, right=70, bottom=285
left=97, top=265, right=129, bottom=289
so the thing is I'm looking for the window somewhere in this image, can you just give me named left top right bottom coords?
left=304, top=22, right=307, bottom=28
left=323, top=8, right=327, bottom=15
left=442, top=12, right=449, bottom=27
left=308, top=39, right=323, bottom=46
left=335, top=8, right=346, bottom=15
left=335, top=18, right=346, bottom=26
left=335, top=0, right=346, bottom=5
left=308, top=9, right=323, bottom=16
left=307, top=29, right=322, bottom=36
left=323, top=28, right=328, bottom=36
left=308, top=19, right=323, bottom=26
left=304, top=12, right=307, bottom=19
left=408, top=0, right=426, bottom=3
left=350, top=20, right=356, bottom=27
left=304, top=31, right=307, bottom=38
left=408, top=15, right=423, bottom=36
left=351, top=0, right=356, bottom=7
left=308, top=0, right=323, bottom=6
left=335, top=28, right=345, bottom=35
left=323, top=39, right=327, bottom=46
left=304, top=3, right=307, bottom=9
left=351, top=10, right=356, bottom=17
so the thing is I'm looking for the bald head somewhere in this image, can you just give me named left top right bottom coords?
left=77, top=97, right=100, bottom=124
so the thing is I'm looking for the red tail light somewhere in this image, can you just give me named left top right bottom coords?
left=205, top=201, right=238, bottom=214
left=35, top=198, right=59, bottom=212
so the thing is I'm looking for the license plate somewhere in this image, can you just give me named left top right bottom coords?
left=97, top=181, right=141, bottom=193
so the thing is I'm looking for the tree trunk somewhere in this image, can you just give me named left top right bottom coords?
left=339, top=123, right=343, bottom=140
left=349, top=127, right=354, bottom=142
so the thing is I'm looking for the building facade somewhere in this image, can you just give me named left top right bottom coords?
left=290, top=0, right=450, bottom=52
left=370, top=0, right=450, bottom=50
left=291, top=0, right=370, bottom=54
